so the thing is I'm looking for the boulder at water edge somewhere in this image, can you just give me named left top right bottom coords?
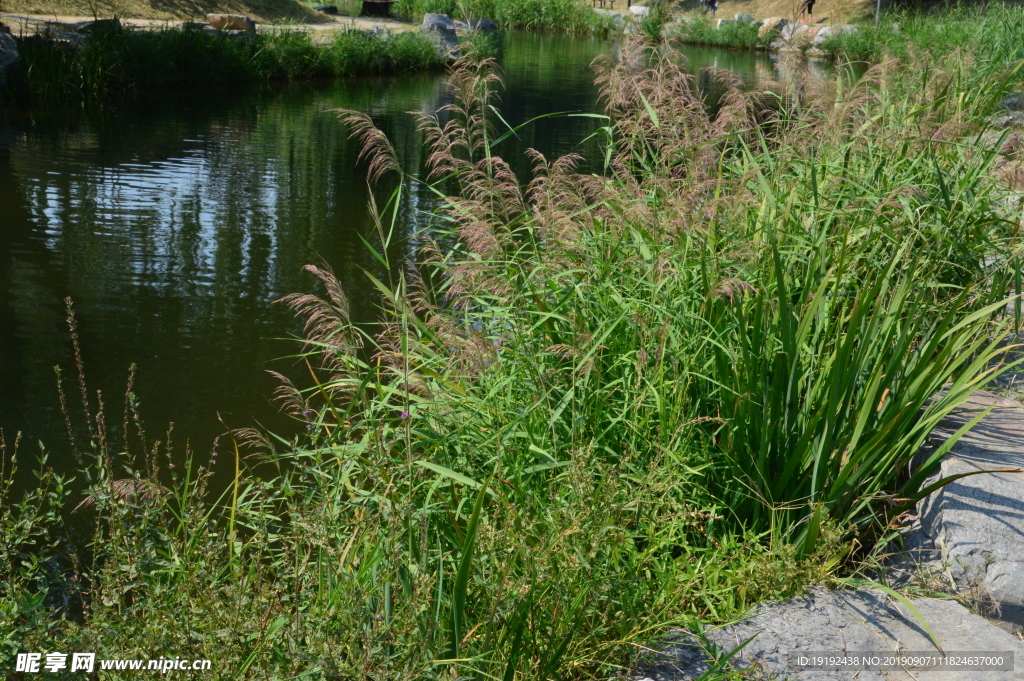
left=758, top=16, right=792, bottom=37
left=454, top=18, right=497, bottom=32
left=777, top=22, right=820, bottom=48
left=0, top=33, right=18, bottom=86
left=71, top=18, right=122, bottom=34
left=468, top=18, right=497, bottom=31
left=811, top=24, right=857, bottom=47
left=421, top=14, right=459, bottom=59
left=207, top=14, right=257, bottom=31
left=421, top=13, right=456, bottom=31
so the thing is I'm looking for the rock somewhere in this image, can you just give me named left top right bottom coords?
left=777, top=22, right=819, bottom=48
left=0, top=21, right=10, bottom=34
left=312, top=4, right=339, bottom=14
left=915, top=390, right=1024, bottom=625
left=1002, top=92, right=1024, bottom=112
left=634, top=588, right=1024, bottom=680
left=607, top=12, right=627, bottom=29
left=420, top=14, right=459, bottom=59
left=989, top=113, right=1024, bottom=130
left=0, top=32, right=18, bottom=86
left=630, top=5, right=650, bottom=17
left=734, top=12, right=755, bottom=23
left=758, top=16, right=792, bottom=37
left=717, top=18, right=736, bottom=28
left=71, top=18, right=122, bottom=34
left=811, top=24, right=857, bottom=47
left=891, top=21, right=901, bottom=32
left=466, top=18, right=497, bottom=31
left=780, top=22, right=806, bottom=39
left=206, top=14, right=256, bottom=32
left=421, top=13, right=456, bottom=31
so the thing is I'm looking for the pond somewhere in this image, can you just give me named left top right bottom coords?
left=0, top=33, right=828, bottom=484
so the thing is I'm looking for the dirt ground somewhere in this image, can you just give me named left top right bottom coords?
left=0, top=9, right=417, bottom=34
left=0, top=0, right=333, bottom=23
left=672, top=0, right=875, bottom=25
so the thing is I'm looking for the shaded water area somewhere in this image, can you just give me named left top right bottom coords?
left=0, top=34, right=823, bottom=485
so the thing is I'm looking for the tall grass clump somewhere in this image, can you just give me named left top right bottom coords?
left=673, top=15, right=770, bottom=50
left=5, top=25, right=443, bottom=103
left=393, top=0, right=610, bottom=33
left=2, top=41, right=1023, bottom=679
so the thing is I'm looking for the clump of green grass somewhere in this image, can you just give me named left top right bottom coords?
left=2, top=39, right=1022, bottom=679
left=5, top=25, right=443, bottom=103
left=672, top=15, right=770, bottom=49
left=393, top=0, right=612, bottom=33
left=635, top=0, right=676, bottom=41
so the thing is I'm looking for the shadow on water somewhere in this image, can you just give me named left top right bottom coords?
left=0, top=32, right=837, bottom=495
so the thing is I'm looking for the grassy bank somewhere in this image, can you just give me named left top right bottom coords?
left=672, top=15, right=771, bottom=49
left=671, top=2, right=1024, bottom=86
left=818, top=3, right=1024, bottom=74
left=392, top=0, right=615, bottom=33
left=2, top=39, right=1022, bottom=679
left=4, top=25, right=444, bottom=103
left=4, top=0, right=329, bottom=23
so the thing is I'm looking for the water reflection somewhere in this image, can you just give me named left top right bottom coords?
left=0, top=33, right=798, bottom=483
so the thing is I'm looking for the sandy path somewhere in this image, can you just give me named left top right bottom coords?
left=0, top=11, right=417, bottom=35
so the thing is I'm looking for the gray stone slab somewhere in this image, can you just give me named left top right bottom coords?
left=915, top=390, right=1024, bottom=624
left=635, top=588, right=1024, bottom=680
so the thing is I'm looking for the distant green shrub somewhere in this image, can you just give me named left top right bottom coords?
left=393, top=0, right=610, bottom=33
left=673, top=15, right=770, bottom=49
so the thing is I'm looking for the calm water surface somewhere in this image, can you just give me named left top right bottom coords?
left=0, top=34, right=805, bottom=481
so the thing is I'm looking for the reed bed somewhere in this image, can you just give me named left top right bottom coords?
left=2, top=39, right=1022, bottom=679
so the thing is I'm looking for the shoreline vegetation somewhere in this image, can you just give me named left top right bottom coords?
left=668, top=2, right=1024, bottom=78
left=392, top=0, right=617, bottom=32
left=2, top=26, right=447, bottom=103
left=3, top=13, right=1024, bottom=674
left=0, top=0, right=618, bottom=104
left=8, top=1, right=1022, bottom=107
